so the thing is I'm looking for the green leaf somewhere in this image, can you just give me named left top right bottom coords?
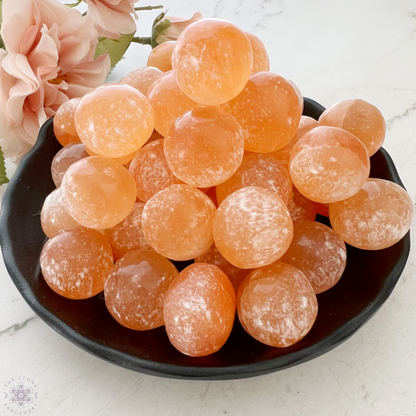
left=0, top=145, right=9, bottom=186
left=94, top=33, right=135, bottom=69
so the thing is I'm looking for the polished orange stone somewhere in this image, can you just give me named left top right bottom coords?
left=61, top=156, right=137, bottom=229
left=237, top=262, right=318, bottom=347
left=289, top=126, right=370, bottom=203
left=53, top=98, right=82, bottom=146
left=41, top=187, right=84, bottom=238
left=314, top=202, right=329, bottom=217
left=120, top=66, right=163, bottom=96
left=287, top=187, right=316, bottom=224
left=245, top=32, right=270, bottom=73
left=269, top=115, right=319, bottom=167
left=215, top=153, right=292, bottom=205
left=319, top=99, right=386, bottom=156
left=147, top=41, right=176, bottom=72
left=213, top=186, right=293, bottom=269
left=195, top=244, right=251, bottom=293
left=147, top=71, right=199, bottom=137
left=164, top=107, right=244, bottom=187
left=40, top=228, right=114, bottom=299
left=172, top=19, right=253, bottom=106
left=104, top=202, right=152, bottom=261
left=51, top=143, right=88, bottom=187
left=164, top=263, right=236, bottom=356
left=85, top=146, right=138, bottom=166
left=74, top=84, right=155, bottom=158
left=329, top=178, right=413, bottom=250
left=142, top=184, right=216, bottom=261
left=104, top=249, right=178, bottom=330
left=222, top=72, right=303, bottom=153
left=280, top=221, right=347, bottom=294
left=129, top=139, right=183, bottom=202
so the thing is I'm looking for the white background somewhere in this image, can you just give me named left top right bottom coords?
left=1, top=0, right=416, bottom=415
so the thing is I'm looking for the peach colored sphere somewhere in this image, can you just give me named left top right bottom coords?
left=245, top=32, right=270, bottom=73
left=269, top=115, right=319, bottom=167
left=172, top=19, right=253, bottom=106
left=319, top=99, right=386, bottom=156
left=222, top=72, right=303, bottom=153
left=215, top=153, right=292, bottom=206
left=120, top=66, right=163, bottom=96
left=104, top=249, right=178, bottom=330
left=104, top=202, right=152, bottom=261
left=289, top=126, right=370, bottom=203
left=40, top=228, right=114, bottom=299
left=195, top=244, right=251, bottom=293
left=61, top=156, right=137, bottom=229
left=147, top=71, right=199, bottom=137
left=147, top=41, right=176, bottom=72
left=287, top=187, right=316, bottom=224
left=41, top=187, right=84, bottom=238
left=280, top=221, right=347, bottom=294
left=164, top=107, right=245, bottom=187
left=213, top=186, right=293, bottom=269
left=129, top=139, right=183, bottom=202
left=53, top=98, right=81, bottom=146
left=237, top=262, right=318, bottom=347
left=163, top=263, right=236, bottom=357
left=51, top=143, right=88, bottom=187
left=329, top=178, right=413, bottom=250
left=142, top=184, right=216, bottom=261
left=85, top=146, right=138, bottom=166
left=74, top=84, right=155, bottom=158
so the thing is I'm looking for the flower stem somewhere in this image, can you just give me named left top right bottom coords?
left=131, top=37, right=152, bottom=45
left=135, top=5, right=163, bottom=11
left=66, top=0, right=82, bottom=7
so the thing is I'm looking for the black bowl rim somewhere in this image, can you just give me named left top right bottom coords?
left=0, top=97, right=411, bottom=380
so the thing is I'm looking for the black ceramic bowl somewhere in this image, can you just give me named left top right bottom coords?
left=0, top=98, right=410, bottom=380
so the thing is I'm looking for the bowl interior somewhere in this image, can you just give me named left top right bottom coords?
left=0, top=98, right=410, bottom=380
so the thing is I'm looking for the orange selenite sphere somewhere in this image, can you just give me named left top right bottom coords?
left=61, top=156, right=137, bottom=229
left=164, top=107, right=245, bottom=188
left=280, top=221, right=347, bottom=294
left=51, top=143, right=88, bottom=187
left=104, top=250, right=178, bottom=330
left=129, top=139, right=183, bottom=202
left=40, top=228, right=114, bottom=299
left=147, top=41, right=176, bottom=72
left=319, top=99, right=386, bottom=156
left=215, top=153, right=292, bottom=205
left=120, top=66, right=163, bottom=96
left=142, top=184, right=216, bottom=261
left=172, top=19, right=253, bottom=106
left=213, top=186, right=293, bottom=269
left=147, top=71, right=199, bottom=137
left=41, top=187, right=84, bottom=238
left=222, top=72, right=303, bottom=153
left=289, top=126, right=370, bottom=203
left=237, top=262, right=318, bottom=347
left=53, top=98, right=81, bottom=146
left=163, top=263, right=236, bottom=356
left=74, top=84, right=155, bottom=158
left=104, top=202, right=152, bottom=261
left=329, top=178, right=413, bottom=250
left=245, top=32, right=270, bottom=73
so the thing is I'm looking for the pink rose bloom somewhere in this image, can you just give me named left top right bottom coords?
left=84, top=0, right=140, bottom=39
left=0, top=0, right=111, bottom=160
left=154, top=12, right=203, bottom=45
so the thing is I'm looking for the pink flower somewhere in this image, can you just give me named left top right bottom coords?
left=0, top=0, right=110, bottom=160
left=84, top=0, right=140, bottom=39
left=154, top=12, right=203, bottom=45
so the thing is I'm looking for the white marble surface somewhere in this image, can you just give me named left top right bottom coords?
left=1, top=0, right=416, bottom=415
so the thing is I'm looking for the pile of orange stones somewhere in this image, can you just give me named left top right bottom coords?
left=40, top=19, right=413, bottom=357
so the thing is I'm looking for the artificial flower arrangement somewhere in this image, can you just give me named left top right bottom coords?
left=0, top=0, right=201, bottom=185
